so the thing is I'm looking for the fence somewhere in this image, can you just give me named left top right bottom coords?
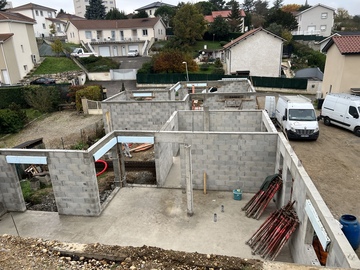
left=137, top=73, right=308, bottom=90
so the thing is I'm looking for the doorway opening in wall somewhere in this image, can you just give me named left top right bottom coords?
left=123, top=143, right=156, bottom=186
left=95, top=157, right=117, bottom=205
left=17, top=163, right=57, bottom=212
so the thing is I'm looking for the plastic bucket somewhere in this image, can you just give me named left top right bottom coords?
left=233, top=189, right=242, bottom=201
left=339, top=214, right=360, bottom=250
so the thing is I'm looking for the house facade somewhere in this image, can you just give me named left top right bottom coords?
left=66, top=17, right=166, bottom=57
left=292, top=4, right=335, bottom=37
left=321, top=35, right=360, bottom=96
left=223, top=28, right=284, bottom=77
left=73, top=0, right=116, bottom=18
left=8, top=3, right=58, bottom=37
left=135, top=1, right=175, bottom=18
left=0, top=12, right=39, bottom=85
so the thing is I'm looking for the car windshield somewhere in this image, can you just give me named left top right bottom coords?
left=289, top=109, right=316, bottom=121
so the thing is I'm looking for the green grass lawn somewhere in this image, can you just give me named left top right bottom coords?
left=33, top=57, right=81, bottom=75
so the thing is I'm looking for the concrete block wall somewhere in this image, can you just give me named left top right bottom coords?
left=201, top=95, right=257, bottom=110
left=0, top=155, right=26, bottom=212
left=102, top=98, right=190, bottom=132
left=177, top=110, right=263, bottom=132
left=47, top=151, right=101, bottom=216
left=179, top=133, right=277, bottom=192
left=217, top=81, right=252, bottom=93
left=275, top=134, right=360, bottom=268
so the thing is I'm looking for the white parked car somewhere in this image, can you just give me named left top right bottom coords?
left=127, top=49, right=139, bottom=57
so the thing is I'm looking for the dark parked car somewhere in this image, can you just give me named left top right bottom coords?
left=30, top=77, right=56, bottom=85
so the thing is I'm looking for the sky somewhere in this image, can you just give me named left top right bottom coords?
left=10, top=0, right=360, bottom=16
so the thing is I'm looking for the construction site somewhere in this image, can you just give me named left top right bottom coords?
left=0, top=78, right=360, bottom=268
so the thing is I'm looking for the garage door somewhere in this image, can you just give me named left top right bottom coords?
left=129, top=45, right=139, bottom=52
left=99, top=46, right=111, bottom=57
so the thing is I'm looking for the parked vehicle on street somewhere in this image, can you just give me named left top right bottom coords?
left=273, top=95, right=319, bottom=140
left=30, top=77, right=56, bottom=85
left=319, top=93, right=360, bottom=136
left=70, top=48, right=98, bottom=58
left=127, top=49, right=139, bottom=57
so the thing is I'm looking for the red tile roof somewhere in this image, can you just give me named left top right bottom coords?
left=0, top=33, right=13, bottom=42
left=332, top=35, right=360, bottom=54
left=9, top=3, right=56, bottom=12
left=69, top=17, right=161, bottom=30
left=223, top=27, right=283, bottom=49
left=204, top=9, right=246, bottom=23
left=0, top=11, right=35, bottom=23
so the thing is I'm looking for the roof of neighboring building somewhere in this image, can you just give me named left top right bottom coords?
left=56, top=13, right=85, bottom=21
left=8, top=3, right=56, bottom=12
left=68, top=17, right=162, bottom=30
left=315, top=33, right=340, bottom=45
left=223, top=27, right=284, bottom=49
left=322, top=35, right=360, bottom=54
left=46, top=17, right=66, bottom=24
left=0, top=11, right=35, bottom=23
left=135, top=1, right=175, bottom=11
left=0, top=33, right=14, bottom=42
left=294, top=3, right=335, bottom=17
left=204, top=10, right=246, bottom=23
left=295, top=67, right=324, bottom=81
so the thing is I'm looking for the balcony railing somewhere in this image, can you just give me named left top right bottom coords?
left=291, top=30, right=321, bottom=36
left=89, top=36, right=143, bottom=42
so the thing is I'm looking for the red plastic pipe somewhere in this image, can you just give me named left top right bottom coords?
left=95, top=159, right=108, bottom=176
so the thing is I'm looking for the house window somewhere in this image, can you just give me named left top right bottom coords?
left=35, top=10, right=39, bottom=16
left=23, top=65, right=28, bottom=71
left=85, top=31, right=92, bottom=39
left=142, top=29, right=148, bottom=36
left=158, top=29, right=160, bottom=34
left=321, top=12, right=328, bottom=19
left=48, top=12, right=52, bottom=18
left=40, top=11, right=43, bottom=16
left=103, top=0, right=107, bottom=4
left=120, top=30, right=124, bottom=40
left=21, top=45, right=24, bottom=52
left=42, top=23, right=46, bottom=29
left=110, top=1, right=113, bottom=3
left=149, top=10, right=152, bottom=15
left=111, top=30, right=115, bottom=39
left=320, top=25, right=327, bottom=32
left=56, top=23, right=61, bottom=32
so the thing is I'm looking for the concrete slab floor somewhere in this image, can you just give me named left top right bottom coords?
left=0, top=187, right=292, bottom=263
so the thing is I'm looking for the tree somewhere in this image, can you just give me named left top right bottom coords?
left=265, top=9, right=297, bottom=30
left=58, top=9, right=65, bottom=15
left=85, top=0, right=106, bottom=19
left=152, top=49, right=198, bottom=73
left=272, top=0, right=283, bottom=10
left=242, top=0, right=255, bottom=12
left=227, top=0, right=242, bottom=32
left=297, top=4, right=311, bottom=11
left=194, top=1, right=214, bottom=15
left=254, top=0, right=269, bottom=16
left=132, top=10, right=149, bottom=19
left=173, top=3, right=206, bottom=45
left=208, top=16, right=230, bottom=40
left=281, top=4, right=301, bottom=13
left=335, top=8, right=351, bottom=23
left=155, top=5, right=176, bottom=28
left=51, top=39, right=64, bottom=56
left=105, top=8, right=127, bottom=20
left=0, top=0, right=6, bottom=11
left=209, top=0, right=226, bottom=10
left=49, top=23, right=56, bottom=36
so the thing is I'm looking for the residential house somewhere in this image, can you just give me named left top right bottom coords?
left=0, top=12, right=39, bottom=84
left=73, top=0, right=116, bottom=18
left=292, top=3, right=335, bottom=37
left=8, top=3, right=58, bottom=37
left=65, top=17, right=166, bottom=57
left=204, top=10, right=246, bottom=33
left=321, top=35, right=360, bottom=95
left=294, top=67, right=323, bottom=95
left=135, top=1, right=175, bottom=18
left=223, top=28, right=284, bottom=77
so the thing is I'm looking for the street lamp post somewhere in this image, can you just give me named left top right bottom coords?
left=182, top=61, right=189, bottom=82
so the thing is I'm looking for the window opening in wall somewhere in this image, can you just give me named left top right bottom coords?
left=40, top=11, right=43, bottom=16
left=23, top=65, right=27, bottom=71
left=42, top=23, right=46, bottom=29
left=21, top=45, right=24, bottom=52
left=321, top=12, right=328, bottom=19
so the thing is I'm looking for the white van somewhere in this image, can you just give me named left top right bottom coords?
left=320, top=93, right=360, bottom=136
left=275, top=95, right=319, bottom=140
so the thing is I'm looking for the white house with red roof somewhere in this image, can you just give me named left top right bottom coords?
left=222, top=28, right=284, bottom=77
left=204, top=10, right=246, bottom=33
left=321, top=35, right=360, bottom=95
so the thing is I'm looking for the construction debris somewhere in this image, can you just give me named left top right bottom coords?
left=242, top=174, right=282, bottom=219
left=246, top=201, right=299, bottom=261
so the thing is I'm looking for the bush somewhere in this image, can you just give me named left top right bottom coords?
left=79, top=56, right=119, bottom=72
left=200, top=64, right=210, bottom=71
left=0, top=108, right=27, bottom=134
left=75, top=85, right=102, bottom=111
left=0, top=86, right=27, bottom=109
left=214, top=58, right=223, bottom=68
left=211, top=68, right=225, bottom=75
left=23, top=85, right=61, bottom=113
